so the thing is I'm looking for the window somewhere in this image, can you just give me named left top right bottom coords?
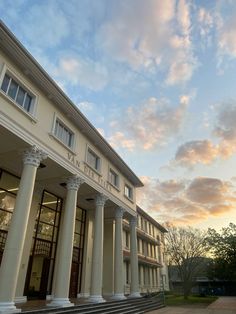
left=109, top=168, right=119, bottom=188
left=54, top=118, right=74, bottom=149
left=1, top=73, right=34, bottom=114
left=87, top=148, right=101, bottom=171
left=124, top=184, right=133, bottom=200
left=125, top=231, right=129, bottom=248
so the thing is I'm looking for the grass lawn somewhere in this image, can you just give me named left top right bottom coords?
left=165, top=295, right=218, bottom=307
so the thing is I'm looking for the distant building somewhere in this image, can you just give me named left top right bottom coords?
left=123, top=206, right=169, bottom=294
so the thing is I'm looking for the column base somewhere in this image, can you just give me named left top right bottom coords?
left=0, top=302, right=21, bottom=314
left=77, top=293, right=90, bottom=298
left=14, top=297, right=27, bottom=304
left=47, top=298, right=74, bottom=308
left=128, top=292, right=141, bottom=298
left=87, top=295, right=106, bottom=303
left=111, top=294, right=127, bottom=301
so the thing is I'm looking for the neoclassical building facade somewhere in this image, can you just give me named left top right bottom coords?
left=0, top=21, right=168, bottom=314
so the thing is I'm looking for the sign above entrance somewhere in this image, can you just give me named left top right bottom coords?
left=67, top=153, right=113, bottom=193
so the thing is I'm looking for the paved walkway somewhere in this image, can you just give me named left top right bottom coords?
left=147, top=297, right=236, bottom=314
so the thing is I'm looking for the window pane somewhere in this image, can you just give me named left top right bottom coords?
left=16, top=86, right=25, bottom=106
left=42, top=192, right=58, bottom=210
left=8, top=79, right=18, bottom=100
left=75, top=220, right=82, bottom=234
left=87, top=149, right=99, bottom=170
left=0, top=171, right=20, bottom=193
left=1, top=74, right=10, bottom=92
left=0, top=193, right=15, bottom=212
left=74, top=233, right=80, bottom=248
left=54, top=119, right=73, bottom=148
left=40, top=207, right=56, bottom=225
left=37, top=223, right=53, bottom=240
left=24, top=93, right=32, bottom=112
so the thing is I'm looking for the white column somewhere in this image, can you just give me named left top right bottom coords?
left=112, top=208, right=126, bottom=300
left=88, top=194, right=107, bottom=303
left=0, top=146, right=47, bottom=314
left=140, top=265, right=144, bottom=293
left=48, top=176, right=83, bottom=308
left=14, top=185, right=43, bottom=303
left=149, top=267, right=153, bottom=292
left=129, top=216, right=141, bottom=298
left=152, top=268, right=156, bottom=292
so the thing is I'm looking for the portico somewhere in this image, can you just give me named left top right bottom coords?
left=0, top=20, right=143, bottom=313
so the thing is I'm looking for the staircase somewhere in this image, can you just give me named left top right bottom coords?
left=22, top=293, right=165, bottom=314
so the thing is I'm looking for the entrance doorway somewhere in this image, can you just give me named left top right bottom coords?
left=24, top=191, right=62, bottom=299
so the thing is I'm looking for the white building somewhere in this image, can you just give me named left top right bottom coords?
left=0, top=21, right=168, bottom=314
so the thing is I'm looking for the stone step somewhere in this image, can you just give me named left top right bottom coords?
left=22, top=296, right=165, bottom=314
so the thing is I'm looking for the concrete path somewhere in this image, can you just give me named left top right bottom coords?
left=147, top=297, right=236, bottom=314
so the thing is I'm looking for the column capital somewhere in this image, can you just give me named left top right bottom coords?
left=23, top=146, right=47, bottom=167
left=66, top=175, right=84, bottom=191
left=95, top=193, right=108, bottom=207
left=115, top=207, right=125, bottom=219
left=130, top=215, right=137, bottom=227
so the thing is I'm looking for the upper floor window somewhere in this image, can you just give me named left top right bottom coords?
left=87, top=148, right=101, bottom=172
left=109, top=168, right=119, bottom=188
left=1, top=73, right=35, bottom=114
left=54, top=118, right=74, bottom=149
left=124, top=184, right=133, bottom=200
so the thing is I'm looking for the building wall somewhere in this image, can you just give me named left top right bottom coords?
left=0, top=51, right=137, bottom=213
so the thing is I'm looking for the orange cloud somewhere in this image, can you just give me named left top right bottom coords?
left=137, top=176, right=236, bottom=226
left=173, top=103, right=236, bottom=168
left=174, top=140, right=219, bottom=167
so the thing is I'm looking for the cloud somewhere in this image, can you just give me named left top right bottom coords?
left=173, top=103, right=236, bottom=168
left=96, top=0, right=198, bottom=85
left=20, top=2, right=70, bottom=48
left=197, top=7, right=214, bottom=46
left=218, top=11, right=236, bottom=58
left=174, top=140, right=219, bottom=168
left=55, top=57, right=109, bottom=91
left=137, top=176, right=236, bottom=226
left=77, top=101, right=94, bottom=112
left=186, top=177, right=231, bottom=204
left=108, top=132, right=136, bottom=151
left=107, top=96, right=188, bottom=151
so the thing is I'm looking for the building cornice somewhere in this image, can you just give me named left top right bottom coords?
left=137, top=206, right=168, bottom=233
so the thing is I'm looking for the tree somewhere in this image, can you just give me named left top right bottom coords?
left=206, top=223, right=236, bottom=281
left=165, top=224, right=208, bottom=299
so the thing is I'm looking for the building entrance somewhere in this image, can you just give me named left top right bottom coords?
left=24, top=191, right=62, bottom=299
left=69, top=207, right=86, bottom=297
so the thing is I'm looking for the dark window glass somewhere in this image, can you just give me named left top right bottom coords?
left=8, top=79, right=18, bottom=100
left=24, top=94, right=32, bottom=111
left=16, top=87, right=25, bottom=106
left=1, top=74, right=10, bottom=92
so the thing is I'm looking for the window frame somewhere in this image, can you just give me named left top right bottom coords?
left=86, top=146, right=101, bottom=173
left=51, top=115, right=76, bottom=152
left=108, top=167, right=120, bottom=190
left=124, top=183, right=133, bottom=201
left=0, top=64, right=37, bottom=120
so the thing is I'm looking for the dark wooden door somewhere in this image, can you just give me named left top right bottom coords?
left=69, top=262, right=79, bottom=298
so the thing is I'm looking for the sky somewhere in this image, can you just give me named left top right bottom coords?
left=1, top=0, right=236, bottom=230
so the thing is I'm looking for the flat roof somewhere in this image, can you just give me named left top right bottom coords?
left=0, top=20, right=143, bottom=187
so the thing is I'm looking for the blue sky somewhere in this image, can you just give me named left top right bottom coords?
left=1, top=0, right=236, bottom=230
